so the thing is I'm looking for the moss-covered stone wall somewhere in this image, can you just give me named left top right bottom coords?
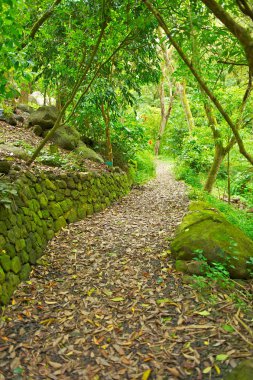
left=0, top=169, right=131, bottom=305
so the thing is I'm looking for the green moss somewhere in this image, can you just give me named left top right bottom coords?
left=94, top=203, right=102, bottom=213
left=0, top=267, right=6, bottom=283
left=11, top=256, right=22, bottom=274
left=65, top=209, right=77, bottom=223
left=35, top=183, right=42, bottom=193
left=0, top=235, right=6, bottom=247
left=60, top=199, right=72, bottom=213
left=33, top=213, right=42, bottom=226
left=67, top=178, right=76, bottom=189
left=27, top=199, right=40, bottom=212
left=46, top=190, right=55, bottom=201
left=171, top=201, right=253, bottom=279
left=56, top=179, right=67, bottom=189
left=224, top=359, right=253, bottom=380
left=0, top=221, right=7, bottom=235
left=29, top=249, right=37, bottom=264
left=54, top=216, right=67, bottom=232
left=0, top=283, right=12, bottom=305
left=86, top=204, right=94, bottom=216
left=0, top=254, right=11, bottom=271
left=42, top=209, right=50, bottom=218
left=44, top=178, right=57, bottom=191
left=38, top=193, right=48, bottom=208
left=71, top=190, right=80, bottom=199
left=20, top=263, right=31, bottom=281
left=46, top=230, right=54, bottom=240
left=15, top=239, right=26, bottom=252
left=49, top=203, right=63, bottom=219
left=55, top=192, right=65, bottom=202
left=20, top=251, right=29, bottom=264
left=6, top=272, right=20, bottom=286
left=7, top=229, right=16, bottom=244
left=77, top=205, right=87, bottom=219
left=5, top=243, right=16, bottom=258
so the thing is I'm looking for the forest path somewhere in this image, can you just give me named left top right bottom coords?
left=0, top=161, right=250, bottom=379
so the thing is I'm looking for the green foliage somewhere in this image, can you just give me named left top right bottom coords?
left=130, top=151, right=155, bottom=184
left=0, top=181, right=17, bottom=208
left=203, top=194, right=253, bottom=241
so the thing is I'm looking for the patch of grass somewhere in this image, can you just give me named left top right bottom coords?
left=204, top=193, right=253, bottom=241
left=131, top=151, right=155, bottom=184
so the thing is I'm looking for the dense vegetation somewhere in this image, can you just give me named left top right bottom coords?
left=1, top=0, right=253, bottom=226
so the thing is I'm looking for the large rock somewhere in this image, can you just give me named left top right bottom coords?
left=0, top=144, right=29, bottom=160
left=48, top=125, right=81, bottom=150
left=75, top=145, right=103, bottom=163
left=16, top=104, right=35, bottom=114
left=171, top=201, right=253, bottom=279
left=224, top=359, right=253, bottom=380
left=28, top=106, right=58, bottom=130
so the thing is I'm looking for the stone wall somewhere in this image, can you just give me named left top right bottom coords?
left=0, top=169, right=131, bottom=305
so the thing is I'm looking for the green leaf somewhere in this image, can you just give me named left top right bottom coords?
left=203, top=366, right=212, bottom=374
left=111, top=297, right=124, bottom=302
left=222, top=324, right=235, bottom=333
left=216, top=354, right=229, bottom=361
left=196, top=310, right=210, bottom=316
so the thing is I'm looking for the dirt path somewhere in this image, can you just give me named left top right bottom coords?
left=0, top=162, right=252, bottom=380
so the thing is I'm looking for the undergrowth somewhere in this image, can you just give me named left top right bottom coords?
left=130, top=151, right=155, bottom=184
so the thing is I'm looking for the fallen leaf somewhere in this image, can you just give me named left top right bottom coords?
left=216, top=354, right=229, bottom=361
left=110, top=297, right=124, bottom=302
left=142, top=369, right=151, bottom=380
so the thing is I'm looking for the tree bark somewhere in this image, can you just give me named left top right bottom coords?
left=177, top=81, right=195, bottom=133
left=101, top=104, right=113, bottom=164
left=155, top=27, right=174, bottom=156
left=204, top=143, right=225, bottom=192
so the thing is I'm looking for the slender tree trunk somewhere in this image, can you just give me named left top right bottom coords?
left=177, top=81, right=195, bottom=133
left=155, top=79, right=174, bottom=156
left=155, top=27, right=174, bottom=156
left=101, top=103, right=113, bottom=164
left=204, top=143, right=225, bottom=192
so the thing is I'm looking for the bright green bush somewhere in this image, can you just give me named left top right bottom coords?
left=131, top=151, right=155, bottom=184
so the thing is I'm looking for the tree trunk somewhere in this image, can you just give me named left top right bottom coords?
left=155, top=27, right=174, bottom=156
left=155, top=79, right=174, bottom=156
left=204, top=144, right=225, bottom=192
left=101, top=103, right=113, bottom=164
left=177, top=80, right=195, bottom=132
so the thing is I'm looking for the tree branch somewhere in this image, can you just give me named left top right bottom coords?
left=30, top=0, right=63, bottom=40
left=27, top=21, right=108, bottom=165
left=142, top=0, right=253, bottom=165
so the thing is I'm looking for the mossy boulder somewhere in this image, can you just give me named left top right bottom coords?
left=49, top=125, right=80, bottom=150
left=28, top=105, right=58, bottom=130
left=224, top=359, right=253, bottom=380
left=75, top=145, right=103, bottom=163
left=0, top=144, right=29, bottom=160
left=171, top=201, right=253, bottom=279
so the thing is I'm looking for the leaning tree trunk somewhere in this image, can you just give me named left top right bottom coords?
left=204, top=143, right=225, bottom=192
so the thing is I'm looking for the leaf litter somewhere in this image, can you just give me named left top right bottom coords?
left=0, top=161, right=253, bottom=379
